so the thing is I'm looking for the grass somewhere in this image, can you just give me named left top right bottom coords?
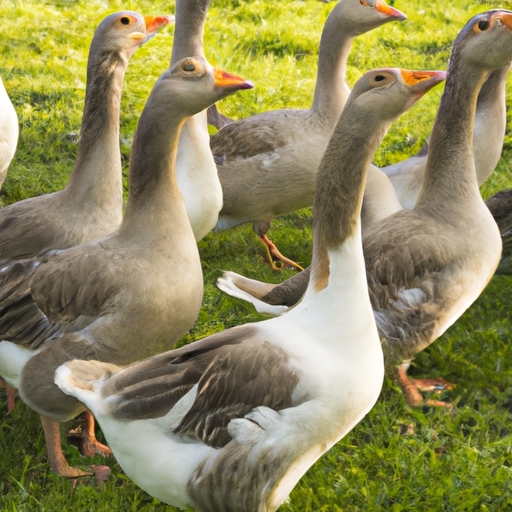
left=1, top=0, right=512, bottom=510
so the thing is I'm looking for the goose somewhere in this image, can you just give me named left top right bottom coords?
left=212, top=0, right=406, bottom=270
left=53, top=67, right=444, bottom=511
left=0, top=58, right=252, bottom=477
left=0, top=76, right=19, bottom=190
left=218, top=9, right=512, bottom=408
left=382, top=64, right=510, bottom=209
left=173, top=0, right=226, bottom=242
left=0, top=12, right=171, bottom=262
left=0, top=11, right=171, bottom=476
left=486, top=189, right=512, bottom=275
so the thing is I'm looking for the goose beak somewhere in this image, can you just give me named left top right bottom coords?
left=491, top=11, right=512, bottom=31
left=400, top=70, right=447, bottom=96
left=144, top=15, right=174, bottom=35
left=129, top=32, right=146, bottom=41
left=213, top=69, right=254, bottom=91
left=375, top=0, right=407, bottom=21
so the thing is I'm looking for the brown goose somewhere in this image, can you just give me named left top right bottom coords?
left=0, top=76, right=18, bottom=190
left=0, top=11, right=171, bottom=476
left=53, top=67, right=444, bottom=512
left=383, top=65, right=510, bottom=209
left=212, top=0, right=406, bottom=270
left=218, top=10, right=512, bottom=407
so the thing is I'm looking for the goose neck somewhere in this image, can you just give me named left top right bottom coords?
left=170, top=0, right=210, bottom=65
left=311, top=5, right=354, bottom=125
left=309, top=105, right=389, bottom=292
left=121, top=97, right=187, bottom=234
left=63, top=51, right=126, bottom=215
left=415, top=57, right=489, bottom=213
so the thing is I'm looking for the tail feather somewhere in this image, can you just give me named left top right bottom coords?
left=54, top=360, right=122, bottom=409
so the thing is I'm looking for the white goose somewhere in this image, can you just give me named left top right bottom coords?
left=54, top=67, right=444, bottom=511
left=0, top=76, right=18, bottom=190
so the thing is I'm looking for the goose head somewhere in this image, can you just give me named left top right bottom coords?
left=340, top=0, right=407, bottom=35
left=452, top=10, right=512, bottom=70
left=346, top=68, right=446, bottom=121
left=151, top=57, right=253, bottom=118
left=90, top=11, right=172, bottom=60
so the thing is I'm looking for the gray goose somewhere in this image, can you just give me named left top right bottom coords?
left=218, top=10, right=512, bottom=407
left=0, top=13, right=170, bottom=263
left=0, top=57, right=251, bottom=476
left=0, top=76, right=18, bottom=190
left=212, top=0, right=406, bottom=270
left=383, top=64, right=510, bottom=209
left=0, top=11, right=171, bottom=476
left=53, top=67, right=444, bottom=512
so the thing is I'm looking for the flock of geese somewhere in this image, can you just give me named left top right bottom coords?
left=0, top=0, right=512, bottom=510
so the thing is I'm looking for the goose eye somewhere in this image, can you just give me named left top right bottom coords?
left=374, top=75, right=386, bottom=82
left=477, top=19, right=489, bottom=31
left=183, top=63, right=196, bottom=72
left=120, top=17, right=131, bottom=25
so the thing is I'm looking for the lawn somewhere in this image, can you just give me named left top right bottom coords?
left=1, top=0, right=512, bottom=510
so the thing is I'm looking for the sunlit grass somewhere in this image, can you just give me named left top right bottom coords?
left=1, top=0, right=512, bottom=510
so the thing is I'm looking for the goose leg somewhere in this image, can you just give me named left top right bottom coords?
left=394, top=363, right=453, bottom=408
left=6, top=384, right=16, bottom=413
left=1, top=377, right=17, bottom=413
left=253, top=221, right=304, bottom=271
left=69, top=410, right=112, bottom=457
left=40, top=415, right=92, bottom=478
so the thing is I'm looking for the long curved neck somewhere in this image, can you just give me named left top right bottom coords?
left=310, top=3, right=354, bottom=125
left=170, top=0, right=210, bottom=64
left=309, top=103, right=389, bottom=292
left=415, top=53, right=489, bottom=214
left=121, top=85, right=187, bottom=237
left=63, top=50, right=125, bottom=216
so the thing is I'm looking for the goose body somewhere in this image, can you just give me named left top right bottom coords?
left=217, top=10, right=511, bottom=406
left=212, top=0, right=406, bottom=266
left=54, top=67, right=444, bottom=510
left=0, top=77, right=18, bottom=190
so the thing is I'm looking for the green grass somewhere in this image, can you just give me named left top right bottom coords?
left=1, top=0, right=512, bottom=510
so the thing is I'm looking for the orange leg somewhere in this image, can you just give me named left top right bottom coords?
left=40, top=415, right=92, bottom=478
left=6, top=384, right=16, bottom=413
left=259, top=234, right=304, bottom=271
left=394, top=363, right=453, bottom=408
left=40, top=415, right=111, bottom=482
left=1, top=377, right=17, bottom=413
left=69, top=410, right=112, bottom=457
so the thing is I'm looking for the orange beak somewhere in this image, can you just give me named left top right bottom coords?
left=375, top=0, right=407, bottom=21
left=400, top=70, right=446, bottom=86
left=144, top=15, right=174, bottom=35
left=400, top=69, right=446, bottom=96
left=213, top=68, right=254, bottom=90
left=491, top=11, right=512, bottom=31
